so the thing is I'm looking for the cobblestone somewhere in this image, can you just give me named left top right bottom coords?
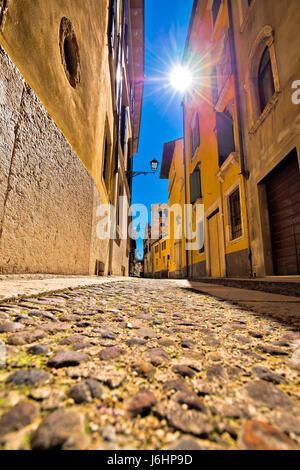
left=0, top=279, right=299, bottom=450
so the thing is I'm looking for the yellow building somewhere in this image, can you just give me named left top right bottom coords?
left=160, top=139, right=187, bottom=278
left=182, top=0, right=251, bottom=278
left=152, top=237, right=170, bottom=279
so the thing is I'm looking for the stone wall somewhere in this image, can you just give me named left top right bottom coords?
left=0, top=48, right=107, bottom=275
left=191, top=261, right=207, bottom=279
left=225, top=249, right=251, bottom=278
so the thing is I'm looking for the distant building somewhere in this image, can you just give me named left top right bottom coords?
left=151, top=204, right=169, bottom=240
left=143, top=208, right=170, bottom=279
left=152, top=237, right=170, bottom=279
left=143, top=224, right=153, bottom=278
left=160, top=138, right=187, bottom=279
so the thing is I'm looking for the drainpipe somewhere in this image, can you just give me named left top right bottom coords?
left=181, top=99, right=190, bottom=279
left=227, top=0, right=253, bottom=277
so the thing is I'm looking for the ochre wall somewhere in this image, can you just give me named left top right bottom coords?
left=0, top=0, right=113, bottom=205
left=168, top=139, right=186, bottom=277
left=153, top=238, right=169, bottom=275
left=184, top=0, right=251, bottom=278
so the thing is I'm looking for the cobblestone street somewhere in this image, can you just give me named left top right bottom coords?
left=0, top=279, right=299, bottom=450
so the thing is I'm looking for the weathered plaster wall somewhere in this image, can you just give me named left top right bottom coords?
left=0, top=48, right=106, bottom=275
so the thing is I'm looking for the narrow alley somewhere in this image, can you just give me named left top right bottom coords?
left=0, top=279, right=299, bottom=450
left=0, top=0, right=300, bottom=455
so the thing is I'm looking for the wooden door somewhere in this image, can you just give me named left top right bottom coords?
left=266, top=150, right=300, bottom=275
left=208, top=211, right=222, bottom=277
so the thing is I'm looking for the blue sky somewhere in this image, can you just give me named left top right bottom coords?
left=132, top=0, right=194, bottom=259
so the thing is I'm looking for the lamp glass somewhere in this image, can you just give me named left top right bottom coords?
left=150, top=159, right=159, bottom=172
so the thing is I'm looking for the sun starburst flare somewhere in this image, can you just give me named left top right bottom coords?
left=169, top=64, right=193, bottom=92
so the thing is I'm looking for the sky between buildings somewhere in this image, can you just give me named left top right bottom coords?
left=132, top=0, right=194, bottom=259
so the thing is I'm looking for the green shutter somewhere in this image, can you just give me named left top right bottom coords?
left=190, top=169, right=201, bottom=204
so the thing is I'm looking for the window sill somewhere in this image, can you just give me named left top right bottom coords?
left=192, top=197, right=203, bottom=208
left=216, top=152, right=239, bottom=183
left=249, top=92, right=280, bottom=135
left=226, top=234, right=245, bottom=247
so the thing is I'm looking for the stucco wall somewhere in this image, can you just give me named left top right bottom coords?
left=0, top=0, right=113, bottom=205
left=0, top=48, right=106, bottom=275
left=232, top=0, right=300, bottom=276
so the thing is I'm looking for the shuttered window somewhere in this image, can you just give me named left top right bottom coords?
left=212, top=0, right=221, bottom=26
left=108, top=0, right=117, bottom=53
left=115, top=35, right=122, bottom=114
left=190, top=167, right=202, bottom=205
left=229, top=188, right=242, bottom=240
left=216, top=111, right=235, bottom=166
left=124, top=24, right=129, bottom=64
left=197, top=220, right=205, bottom=253
left=190, top=113, right=200, bottom=159
left=258, top=47, right=275, bottom=113
left=120, top=106, right=128, bottom=157
left=102, top=136, right=110, bottom=189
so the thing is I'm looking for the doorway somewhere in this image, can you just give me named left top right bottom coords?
left=266, top=149, right=300, bottom=275
left=208, top=210, right=222, bottom=277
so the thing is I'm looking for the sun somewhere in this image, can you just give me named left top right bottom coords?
left=169, top=65, right=193, bottom=92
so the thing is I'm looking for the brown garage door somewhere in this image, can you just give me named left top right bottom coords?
left=266, top=150, right=300, bottom=275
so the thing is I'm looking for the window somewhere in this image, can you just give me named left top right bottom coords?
left=163, top=256, right=165, bottom=264
left=115, top=35, right=122, bottom=114
left=197, top=220, right=205, bottom=253
left=216, top=107, right=235, bottom=166
left=155, top=245, right=158, bottom=254
left=120, top=106, right=128, bottom=156
left=59, top=18, right=81, bottom=89
left=108, top=0, right=117, bottom=53
left=102, top=136, right=110, bottom=188
left=211, top=66, right=218, bottom=106
left=212, top=0, right=222, bottom=26
left=130, top=85, right=135, bottom=124
left=190, top=166, right=202, bottom=204
left=247, top=26, right=280, bottom=130
left=217, top=35, right=232, bottom=93
left=190, top=113, right=200, bottom=159
left=102, top=122, right=112, bottom=192
left=124, top=23, right=129, bottom=64
left=229, top=188, right=242, bottom=240
left=258, top=47, right=275, bottom=113
left=116, top=182, right=123, bottom=230
left=162, top=241, right=166, bottom=251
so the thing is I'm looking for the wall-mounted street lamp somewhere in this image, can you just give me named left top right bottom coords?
left=127, top=158, right=159, bottom=180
